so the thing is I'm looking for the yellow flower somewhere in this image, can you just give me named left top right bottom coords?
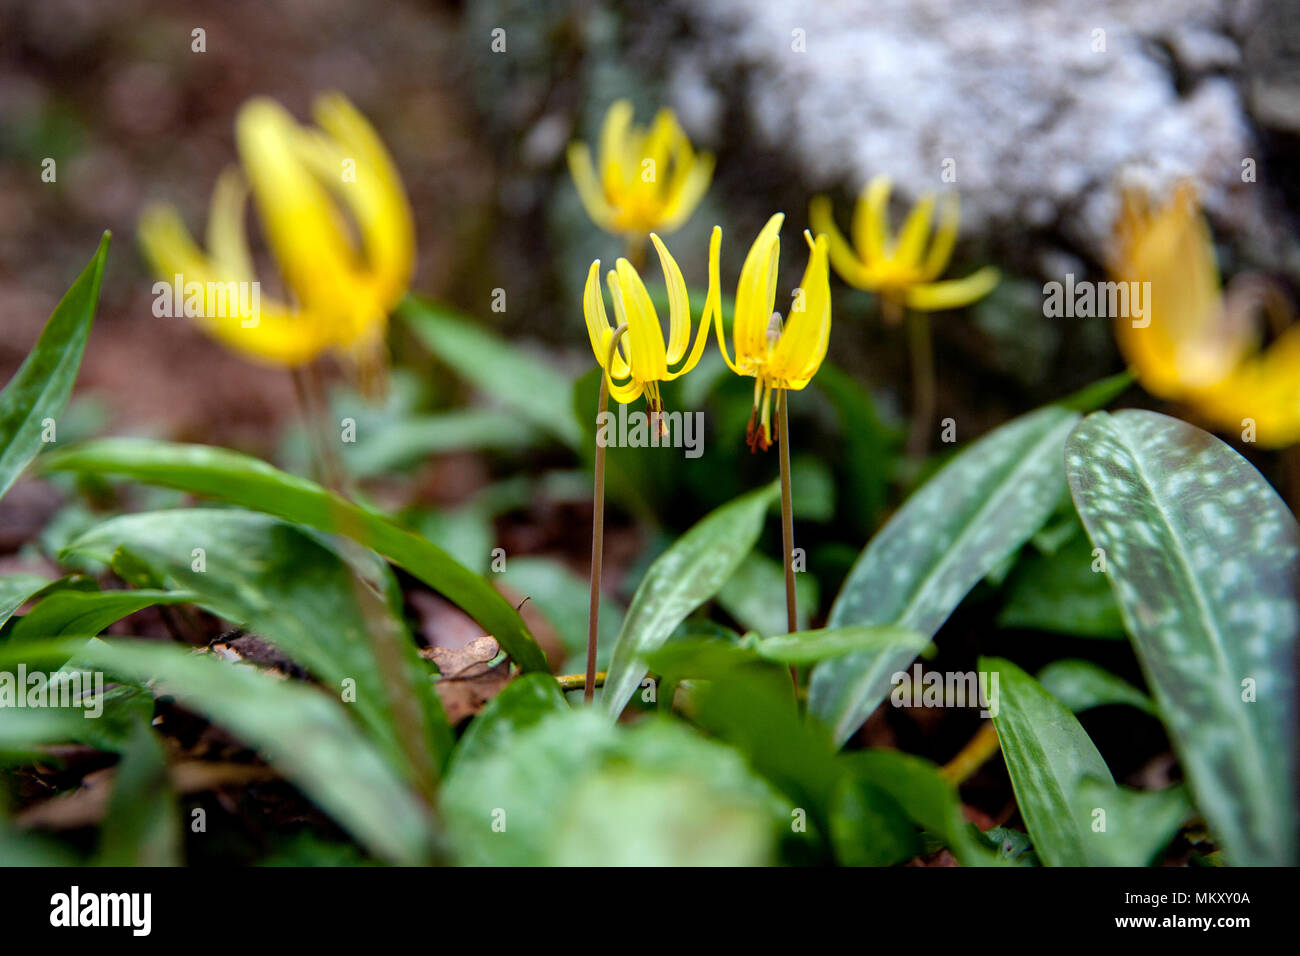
left=583, top=232, right=715, bottom=413
left=809, top=175, right=998, bottom=315
left=138, top=93, right=414, bottom=367
left=713, top=213, right=831, bottom=451
left=1111, top=182, right=1300, bottom=447
left=567, top=100, right=714, bottom=239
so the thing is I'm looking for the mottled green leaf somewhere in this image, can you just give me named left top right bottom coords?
left=1066, top=410, right=1298, bottom=865
left=982, top=656, right=1113, bottom=866
left=602, top=482, right=777, bottom=717
left=813, top=406, right=1080, bottom=747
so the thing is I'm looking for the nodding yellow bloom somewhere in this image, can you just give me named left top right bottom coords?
left=583, top=232, right=715, bottom=415
left=567, top=100, right=714, bottom=239
left=138, top=93, right=415, bottom=368
left=809, top=175, right=998, bottom=316
left=713, top=213, right=832, bottom=451
left=1112, top=182, right=1300, bottom=447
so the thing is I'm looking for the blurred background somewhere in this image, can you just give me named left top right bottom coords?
left=3, top=0, right=1298, bottom=440
left=2, top=0, right=1297, bottom=832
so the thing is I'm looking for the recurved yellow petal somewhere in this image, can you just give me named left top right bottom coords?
left=905, top=266, right=1000, bottom=312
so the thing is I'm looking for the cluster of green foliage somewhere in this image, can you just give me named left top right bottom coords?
left=0, top=238, right=1295, bottom=866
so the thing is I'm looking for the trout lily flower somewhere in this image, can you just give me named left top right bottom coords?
left=583, top=232, right=715, bottom=415
left=138, top=93, right=414, bottom=368
left=1112, top=182, right=1300, bottom=447
left=713, top=213, right=831, bottom=451
left=809, top=175, right=998, bottom=317
left=568, top=100, right=714, bottom=240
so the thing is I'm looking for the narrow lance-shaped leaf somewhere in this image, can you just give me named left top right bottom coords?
left=66, top=509, right=452, bottom=776
left=4, top=638, right=438, bottom=866
left=812, top=406, right=1080, bottom=747
left=602, top=482, right=778, bottom=717
left=1036, top=659, right=1156, bottom=716
left=1066, top=409, right=1299, bottom=866
left=0, top=233, right=109, bottom=500
left=981, top=655, right=1113, bottom=867
left=398, top=295, right=582, bottom=449
left=40, top=438, right=547, bottom=673
left=9, top=588, right=196, bottom=643
left=0, top=574, right=52, bottom=628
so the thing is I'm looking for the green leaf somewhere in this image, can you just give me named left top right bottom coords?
left=97, top=721, right=181, bottom=866
left=756, top=626, right=928, bottom=667
left=33, top=638, right=437, bottom=865
left=828, top=775, right=920, bottom=866
left=998, top=525, right=1126, bottom=638
left=1037, top=659, right=1156, bottom=716
left=843, top=749, right=1003, bottom=866
left=344, top=408, right=535, bottom=478
left=0, top=574, right=52, bottom=627
left=9, top=588, right=196, bottom=642
left=1056, top=370, right=1135, bottom=412
left=1075, top=778, right=1192, bottom=867
left=448, top=673, right=568, bottom=772
left=716, top=551, right=818, bottom=636
left=674, top=649, right=844, bottom=831
left=398, top=295, right=582, bottom=449
left=0, top=817, right=77, bottom=866
left=441, top=709, right=782, bottom=865
left=0, top=233, right=109, bottom=501
left=65, top=508, right=451, bottom=775
left=0, top=676, right=153, bottom=759
left=812, top=406, right=1080, bottom=746
left=602, top=482, right=778, bottom=717
left=981, top=655, right=1113, bottom=866
left=1066, top=409, right=1299, bottom=865
left=814, top=364, right=897, bottom=533
left=40, top=438, right=547, bottom=673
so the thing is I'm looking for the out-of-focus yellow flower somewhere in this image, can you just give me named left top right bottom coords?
left=583, top=232, right=715, bottom=412
left=713, top=213, right=831, bottom=451
left=809, top=175, right=998, bottom=315
left=567, top=100, right=714, bottom=239
left=138, top=93, right=414, bottom=367
left=1111, top=182, right=1300, bottom=447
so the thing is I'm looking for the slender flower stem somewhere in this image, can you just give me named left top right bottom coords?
left=905, top=309, right=936, bottom=459
left=587, top=324, right=629, bottom=704
left=624, top=235, right=648, bottom=273
left=777, top=388, right=798, bottom=687
left=940, top=722, right=1002, bottom=785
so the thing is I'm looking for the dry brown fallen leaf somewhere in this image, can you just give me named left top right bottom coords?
left=422, top=635, right=510, bottom=724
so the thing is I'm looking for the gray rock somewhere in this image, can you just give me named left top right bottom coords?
left=657, top=0, right=1284, bottom=267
